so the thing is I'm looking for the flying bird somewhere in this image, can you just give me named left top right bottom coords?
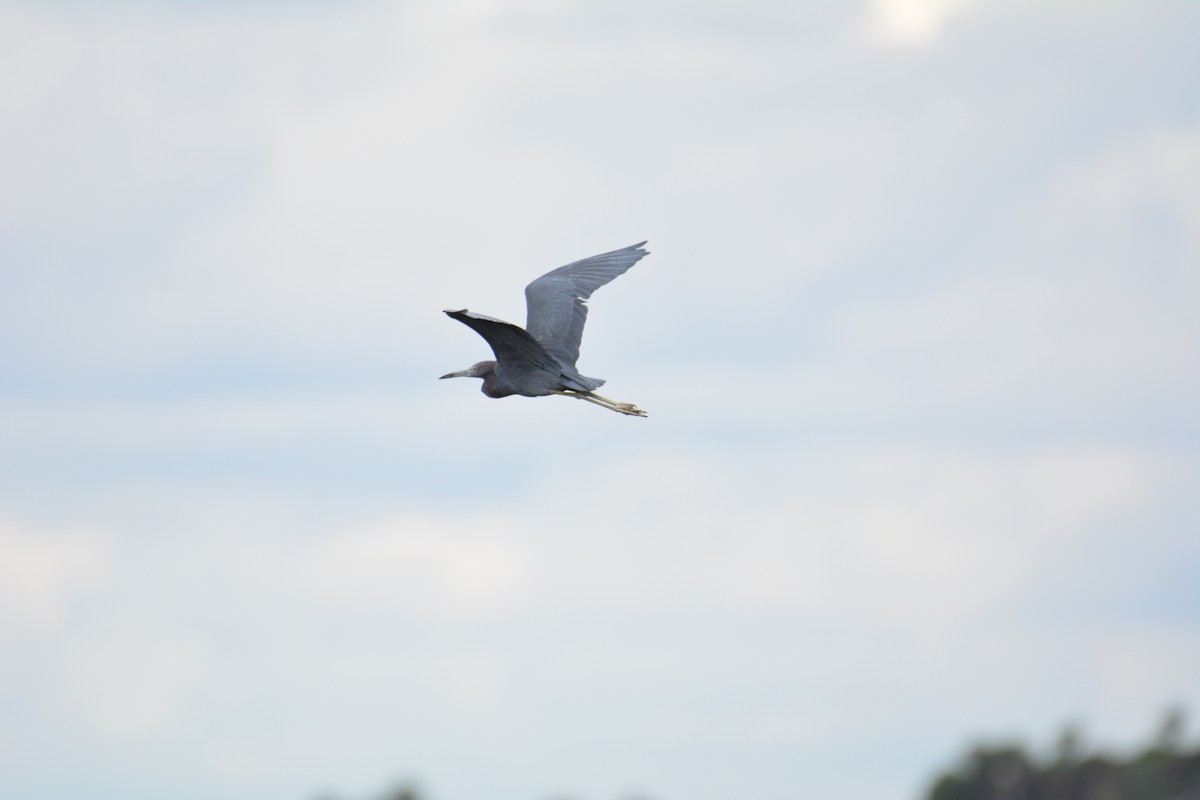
left=440, top=241, right=649, bottom=417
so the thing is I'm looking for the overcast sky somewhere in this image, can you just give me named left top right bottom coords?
left=2, top=1, right=1199, bottom=799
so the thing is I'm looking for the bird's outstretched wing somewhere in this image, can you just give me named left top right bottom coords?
left=444, top=309, right=562, bottom=373
left=524, top=241, right=648, bottom=370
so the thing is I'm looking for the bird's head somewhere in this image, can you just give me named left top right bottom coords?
left=439, top=360, right=495, bottom=380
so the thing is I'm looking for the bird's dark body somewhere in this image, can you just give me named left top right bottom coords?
left=474, top=360, right=548, bottom=399
left=440, top=242, right=649, bottom=417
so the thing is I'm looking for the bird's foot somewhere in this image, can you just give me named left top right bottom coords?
left=613, top=402, right=647, bottom=417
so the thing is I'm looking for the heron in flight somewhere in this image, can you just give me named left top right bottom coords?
left=440, top=241, right=649, bottom=417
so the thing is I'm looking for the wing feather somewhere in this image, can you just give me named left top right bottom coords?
left=443, top=309, right=561, bottom=373
left=523, top=241, right=648, bottom=369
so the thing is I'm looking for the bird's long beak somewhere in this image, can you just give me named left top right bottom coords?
left=439, top=369, right=470, bottom=379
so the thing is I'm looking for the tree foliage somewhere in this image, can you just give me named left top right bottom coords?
left=925, top=710, right=1200, bottom=800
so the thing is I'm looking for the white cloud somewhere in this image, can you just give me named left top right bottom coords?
left=49, top=636, right=207, bottom=741
left=299, top=514, right=539, bottom=618
left=828, top=123, right=1200, bottom=417
left=0, top=516, right=111, bottom=627
left=859, top=0, right=983, bottom=47
left=0, top=439, right=1196, bottom=799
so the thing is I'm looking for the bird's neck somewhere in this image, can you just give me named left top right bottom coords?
left=479, top=362, right=514, bottom=398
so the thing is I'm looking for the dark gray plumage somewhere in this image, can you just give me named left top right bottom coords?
left=440, top=242, right=649, bottom=417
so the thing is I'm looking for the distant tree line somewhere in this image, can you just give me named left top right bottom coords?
left=313, top=709, right=1200, bottom=800
left=925, top=708, right=1200, bottom=800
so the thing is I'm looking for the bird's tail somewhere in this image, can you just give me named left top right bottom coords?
left=561, top=372, right=605, bottom=392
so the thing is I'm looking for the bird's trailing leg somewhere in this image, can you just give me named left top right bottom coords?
left=550, top=390, right=647, bottom=417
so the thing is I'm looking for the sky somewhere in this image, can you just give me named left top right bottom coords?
left=1, top=1, right=1199, bottom=799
